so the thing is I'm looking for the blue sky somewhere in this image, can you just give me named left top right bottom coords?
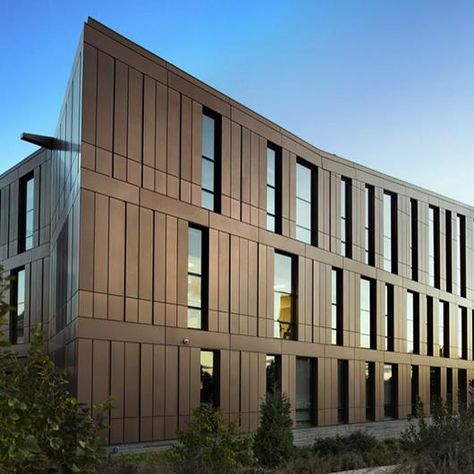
left=1, top=0, right=473, bottom=204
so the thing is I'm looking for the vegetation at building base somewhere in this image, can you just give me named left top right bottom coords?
left=0, top=267, right=111, bottom=473
left=397, top=393, right=474, bottom=473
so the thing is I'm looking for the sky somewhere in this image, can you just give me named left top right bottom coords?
left=1, top=0, right=473, bottom=204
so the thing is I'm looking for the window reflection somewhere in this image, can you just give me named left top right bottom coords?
left=340, top=177, right=351, bottom=257
left=296, top=161, right=314, bottom=244
left=296, top=358, right=315, bottom=426
left=274, top=253, right=295, bottom=339
left=266, top=145, right=281, bottom=232
left=188, top=227, right=206, bottom=329
left=331, top=268, right=342, bottom=345
left=200, top=350, right=219, bottom=406
left=384, top=364, right=397, bottom=419
left=266, top=355, right=281, bottom=394
left=360, top=278, right=374, bottom=349
left=383, top=192, right=396, bottom=273
left=201, top=112, right=219, bottom=212
left=11, top=268, right=25, bottom=345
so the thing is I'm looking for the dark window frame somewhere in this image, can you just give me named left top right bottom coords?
left=384, top=363, right=398, bottom=420
left=340, top=177, right=352, bottom=258
left=383, top=191, right=398, bottom=274
left=360, top=277, right=376, bottom=350
left=9, top=267, right=26, bottom=345
left=331, top=267, right=344, bottom=346
left=266, top=142, right=282, bottom=234
left=407, top=291, right=420, bottom=354
left=446, top=210, right=453, bottom=293
left=428, top=205, right=440, bottom=288
left=295, top=357, right=317, bottom=427
left=365, top=184, right=375, bottom=266
left=365, top=361, right=376, bottom=421
left=200, top=349, right=220, bottom=407
left=385, top=283, right=394, bottom=352
left=18, top=172, right=35, bottom=253
left=337, top=359, right=349, bottom=424
left=295, top=158, right=318, bottom=246
left=411, top=365, right=419, bottom=416
left=410, top=199, right=418, bottom=281
left=266, top=354, right=282, bottom=394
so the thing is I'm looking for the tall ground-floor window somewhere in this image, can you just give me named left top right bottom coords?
left=295, top=357, right=316, bottom=426
left=200, top=350, right=219, bottom=407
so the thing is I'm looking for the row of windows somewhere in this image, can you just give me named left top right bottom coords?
left=186, top=225, right=471, bottom=358
left=199, top=109, right=470, bottom=293
left=199, top=350, right=467, bottom=426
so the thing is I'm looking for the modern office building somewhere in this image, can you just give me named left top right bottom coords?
left=1, top=18, right=474, bottom=445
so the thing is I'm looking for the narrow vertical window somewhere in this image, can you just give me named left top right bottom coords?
left=200, top=350, right=219, bottom=406
left=365, top=362, right=375, bottom=421
left=274, top=252, right=296, bottom=340
left=266, top=144, right=282, bottom=233
left=10, top=268, right=25, bottom=345
left=411, top=365, right=419, bottom=416
left=360, top=277, right=376, bottom=349
left=457, top=214, right=466, bottom=297
left=266, top=355, right=281, bottom=394
left=384, top=364, right=397, bottom=419
left=385, top=283, right=394, bottom=351
left=19, top=173, right=34, bottom=252
left=296, top=160, right=316, bottom=244
left=55, top=219, right=69, bottom=332
left=340, top=177, right=352, bottom=258
left=331, top=268, right=343, bottom=345
left=446, top=368, right=453, bottom=412
left=428, top=206, right=440, bottom=288
left=201, top=110, right=221, bottom=212
left=410, top=199, right=418, bottom=280
left=430, top=367, right=441, bottom=412
left=407, top=291, right=419, bottom=354
left=337, top=360, right=349, bottom=424
left=383, top=191, right=397, bottom=273
left=459, top=368, right=467, bottom=410
left=296, top=357, right=316, bottom=426
left=446, top=211, right=453, bottom=293
left=439, top=300, right=449, bottom=358
left=188, top=226, right=208, bottom=329
left=364, top=185, right=375, bottom=265
left=458, top=306, right=467, bottom=360
left=427, top=296, right=434, bottom=356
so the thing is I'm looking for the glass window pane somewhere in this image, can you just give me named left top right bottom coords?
left=296, top=199, right=311, bottom=230
left=202, top=114, right=215, bottom=160
left=17, top=270, right=25, bottom=303
left=200, top=350, right=215, bottom=405
left=267, top=148, right=275, bottom=186
left=274, top=254, right=292, bottom=293
left=296, top=164, right=311, bottom=201
left=296, top=358, right=312, bottom=424
left=201, top=159, right=214, bottom=192
left=274, top=292, right=292, bottom=323
left=296, top=226, right=311, bottom=244
left=26, top=178, right=34, bottom=211
left=202, top=190, right=214, bottom=211
left=267, top=187, right=275, bottom=214
left=188, top=228, right=202, bottom=274
left=188, top=275, right=202, bottom=307
left=188, top=308, right=201, bottom=329
left=26, top=211, right=33, bottom=237
left=266, top=215, right=275, bottom=232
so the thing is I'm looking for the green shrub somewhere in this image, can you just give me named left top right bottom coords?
left=399, top=395, right=474, bottom=473
left=0, top=267, right=111, bottom=473
left=312, top=430, right=378, bottom=456
left=168, top=404, right=254, bottom=473
left=253, top=391, right=294, bottom=468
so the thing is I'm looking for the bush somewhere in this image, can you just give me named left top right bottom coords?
left=399, top=394, right=474, bottom=473
left=0, top=267, right=111, bottom=473
left=168, top=404, right=254, bottom=473
left=312, top=430, right=378, bottom=456
left=253, top=391, right=294, bottom=468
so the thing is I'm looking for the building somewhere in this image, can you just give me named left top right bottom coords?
left=1, top=18, right=474, bottom=445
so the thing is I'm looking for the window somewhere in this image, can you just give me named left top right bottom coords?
left=19, top=173, right=34, bottom=252
left=446, top=211, right=453, bottom=293
left=439, top=300, right=449, bottom=358
left=447, top=367, right=453, bottom=412
left=201, top=110, right=221, bottom=212
left=456, top=214, right=466, bottom=297
left=188, top=226, right=208, bottom=329
left=337, top=360, right=349, bottom=424
left=410, top=199, right=418, bottom=280
left=56, top=219, right=69, bottom=332
left=365, top=362, right=375, bottom=421
left=296, top=160, right=316, bottom=244
left=430, top=367, right=441, bottom=413
left=10, top=268, right=25, bottom=344
left=407, top=291, right=419, bottom=354
left=458, top=306, right=467, bottom=360
left=428, top=206, right=440, bottom=288
left=364, top=185, right=375, bottom=265
left=360, top=278, right=376, bottom=349
left=411, top=365, right=419, bottom=416
left=383, top=191, right=397, bottom=273
left=340, top=177, right=352, bottom=258
left=427, top=296, right=434, bottom=356
left=266, top=355, right=281, bottom=394
left=296, top=357, right=316, bottom=426
left=331, top=268, right=343, bottom=345
left=384, top=364, right=397, bottom=419
left=266, top=144, right=282, bottom=233
left=200, top=350, right=219, bottom=406
left=459, top=368, right=467, bottom=410
left=385, top=284, right=394, bottom=351
left=274, top=252, right=296, bottom=339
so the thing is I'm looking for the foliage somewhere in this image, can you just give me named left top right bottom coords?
left=399, top=391, right=474, bottom=473
left=99, top=450, right=173, bottom=474
left=312, top=430, right=378, bottom=456
left=253, top=391, right=294, bottom=468
left=167, top=404, right=254, bottom=473
left=0, top=266, right=112, bottom=473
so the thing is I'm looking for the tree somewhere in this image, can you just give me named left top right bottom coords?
left=168, top=404, right=254, bottom=473
left=253, top=391, right=294, bottom=468
left=0, top=266, right=111, bottom=473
